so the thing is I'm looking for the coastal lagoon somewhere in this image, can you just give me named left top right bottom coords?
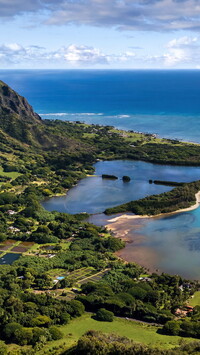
left=42, top=160, right=200, bottom=214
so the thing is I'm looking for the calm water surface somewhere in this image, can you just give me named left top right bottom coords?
left=42, top=160, right=200, bottom=214
left=90, top=208, right=200, bottom=280
left=0, top=253, right=22, bottom=265
left=136, top=209, right=200, bottom=279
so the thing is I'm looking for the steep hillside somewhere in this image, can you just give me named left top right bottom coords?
left=0, top=80, right=42, bottom=145
left=0, top=81, right=41, bottom=122
left=0, top=80, right=89, bottom=151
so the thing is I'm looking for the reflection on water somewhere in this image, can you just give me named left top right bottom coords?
left=42, top=160, right=200, bottom=214
left=89, top=208, right=200, bottom=280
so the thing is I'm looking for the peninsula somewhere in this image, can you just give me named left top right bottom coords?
left=104, top=180, right=200, bottom=216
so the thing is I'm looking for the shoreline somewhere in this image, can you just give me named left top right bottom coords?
left=106, top=191, right=200, bottom=225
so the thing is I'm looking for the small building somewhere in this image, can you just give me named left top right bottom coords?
left=53, top=279, right=59, bottom=284
left=8, top=226, right=20, bottom=233
left=175, top=306, right=194, bottom=318
left=7, top=210, right=17, bottom=215
left=46, top=254, right=56, bottom=259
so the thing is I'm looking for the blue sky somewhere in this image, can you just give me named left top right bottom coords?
left=0, top=0, right=200, bottom=69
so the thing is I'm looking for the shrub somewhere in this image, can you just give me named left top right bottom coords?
left=31, top=315, right=52, bottom=327
left=49, top=326, right=63, bottom=340
left=96, top=308, right=114, bottom=322
left=163, top=320, right=181, bottom=336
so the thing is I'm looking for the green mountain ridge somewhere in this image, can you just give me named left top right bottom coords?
left=0, top=80, right=42, bottom=146
left=0, top=80, right=91, bottom=153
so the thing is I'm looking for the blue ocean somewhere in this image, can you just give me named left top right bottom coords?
left=1, top=69, right=200, bottom=142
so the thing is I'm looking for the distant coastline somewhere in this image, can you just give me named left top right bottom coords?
left=3, top=69, right=200, bottom=143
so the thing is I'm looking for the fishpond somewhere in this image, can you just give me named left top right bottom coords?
left=42, top=160, right=200, bottom=214
left=0, top=253, right=22, bottom=265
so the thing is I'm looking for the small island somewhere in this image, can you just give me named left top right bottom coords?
left=102, top=174, right=118, bottom=179
left=122, top=175, right=131, bottom=182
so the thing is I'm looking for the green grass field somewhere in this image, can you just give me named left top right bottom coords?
left=38, top=313, right=193, bottom=354
left=189, top=291, right=200, bottom=307
left=0, top=168, right=21, bottom=179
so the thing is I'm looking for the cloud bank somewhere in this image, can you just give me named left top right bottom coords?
left=1, top=37, right=200, bottom=68
left=0, top=42, right=135, bottom=67
left=1, top=0, right=200, bottom=32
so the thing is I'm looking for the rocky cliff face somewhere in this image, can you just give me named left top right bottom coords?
left=0, top=81, right=41, bottom=123
left=0, top=80, right=45, bottom=146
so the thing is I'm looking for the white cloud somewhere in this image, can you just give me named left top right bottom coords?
left=0, top=43, right=25, bottom=64
left=145, top=36, right=200, bottom=67
left=164, top=36, right=199, bottom=66
left=61, top=44, right=108, bottom=64
left=0, top=42, right=136, bottom=67
left=163, top=48, right=188, bottom=66
left=4, top=43, right=23, bottom=51
left=0, top=43, right=24, bottom=54
left=167, top=36, right=198, bottom=48
left=1, top=0, right=200, bottom=32
left=0, top=43, right=49, bottom=65
left=0, top=37, right=199, bottom=68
